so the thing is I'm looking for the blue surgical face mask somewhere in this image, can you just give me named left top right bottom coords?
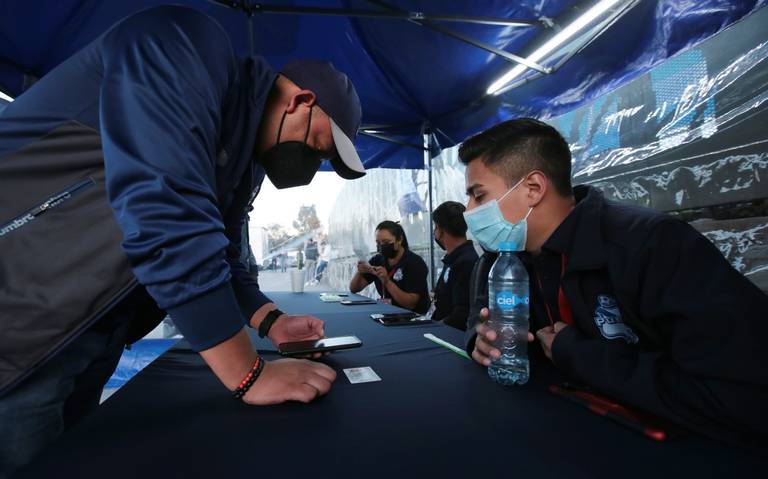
left=463, top=176, right=533, bottom=253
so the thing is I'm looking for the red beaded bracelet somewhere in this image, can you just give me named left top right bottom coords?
left=233, top=356, right=264, bottom=399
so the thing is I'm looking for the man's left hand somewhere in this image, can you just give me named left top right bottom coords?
left=535, top=322, right=569, bottom=362
left=268, top=314, right=325, bottom=348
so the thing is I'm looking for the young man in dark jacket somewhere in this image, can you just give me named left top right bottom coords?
left=462, top=118, right=768, bottom=449
left=0, top=6, right=366, bottom=474
left=431, top=201, right=478, bottom=330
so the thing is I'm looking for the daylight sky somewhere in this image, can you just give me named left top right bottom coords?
left=248, top=171, right=347, bottom=234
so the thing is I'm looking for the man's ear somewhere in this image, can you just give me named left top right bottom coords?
left=285, top=89, right=317, bottom=113
left=524, top=171, right=549, bottom=208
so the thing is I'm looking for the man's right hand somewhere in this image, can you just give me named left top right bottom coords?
left=243, top=358, right=337, bottom=405
left=471, top=307, right=535, bottom=367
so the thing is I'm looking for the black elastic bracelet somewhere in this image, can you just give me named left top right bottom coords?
left=258, top=308, right=284, bottom=338
left=233, top=356, right=264, bottom=399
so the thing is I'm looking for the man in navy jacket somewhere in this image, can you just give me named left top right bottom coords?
left=462, top=119, right=768, bottom=449
left=0, top=6, right=366, bottom=473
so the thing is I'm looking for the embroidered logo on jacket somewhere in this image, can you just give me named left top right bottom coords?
left=594, top=295, right=639, bottom=344
left=393, top=269, right=404, bottom=281
left=443, top=266, right=451, bottom=282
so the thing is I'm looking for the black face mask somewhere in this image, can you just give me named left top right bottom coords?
left=434, top=229, right=445, bottom=251
left=378, top=243, right=397, bottom=259
left=260, top=106, right=323, bottom=189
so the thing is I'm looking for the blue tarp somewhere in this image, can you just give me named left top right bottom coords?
left=106, top=338, right=177, bottom=389
left=0, top=0, right=765, bottom=169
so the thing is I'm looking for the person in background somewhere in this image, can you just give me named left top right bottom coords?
left=461, top=118, right=768, bottom=449
left=431, top=201, right=478, bottom=330
left=304, top=237, right=319, bottom=283
left=350, top=221, right=430, bottom=313
left=296, top=248, right=304, bottom=270
left=313, top=240, right=332, bottom=284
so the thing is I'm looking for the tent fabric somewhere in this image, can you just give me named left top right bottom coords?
left=0, top=0, right=765, bottom=170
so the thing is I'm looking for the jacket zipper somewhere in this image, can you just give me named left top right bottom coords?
left=0, top=177, right=95, bottom=235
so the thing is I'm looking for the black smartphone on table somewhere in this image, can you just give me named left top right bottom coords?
left=278, top=336, right=362, bottom=356
left=370, top=312, right=432, bottom=326
left=340, top=298, right=377, bottom=305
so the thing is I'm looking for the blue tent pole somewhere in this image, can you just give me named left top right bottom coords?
left=423, top=127, right=435, bottom=290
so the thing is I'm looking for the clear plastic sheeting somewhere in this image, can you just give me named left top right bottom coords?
left=545, top=7, right=768, bottom=293
left=692, top=217, right=768, bottom=293
left=547, top=5, right=768, bottom=212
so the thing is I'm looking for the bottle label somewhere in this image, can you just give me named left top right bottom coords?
left=494, top=291, right=529, bottom=311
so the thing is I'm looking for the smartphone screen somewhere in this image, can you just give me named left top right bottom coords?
left=278, top=336, right=362, bottom=356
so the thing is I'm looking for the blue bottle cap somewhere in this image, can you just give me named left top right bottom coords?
left=498, top=241, right=516, bottom=252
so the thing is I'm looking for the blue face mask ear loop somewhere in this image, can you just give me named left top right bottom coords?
left=497, top=175, right=527, bottom=204
left=498, top=176, right=533, bottom=222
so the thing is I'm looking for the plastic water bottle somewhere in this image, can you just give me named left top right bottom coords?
left=487, top=241, right=530, bottom=385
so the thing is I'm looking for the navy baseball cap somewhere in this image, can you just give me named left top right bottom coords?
left=280, top=60, right=365, bottom=179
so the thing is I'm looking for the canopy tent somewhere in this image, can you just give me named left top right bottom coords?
left=1, top=0, right=765, bottom=170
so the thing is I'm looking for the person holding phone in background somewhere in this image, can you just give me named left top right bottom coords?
left=350, top=221, right=430, bottom=313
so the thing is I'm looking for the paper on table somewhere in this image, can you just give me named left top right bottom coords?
left=319, top=293, right=343, bottom=302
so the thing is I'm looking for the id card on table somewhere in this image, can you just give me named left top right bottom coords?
left=343, top=367, right=381, bottom=384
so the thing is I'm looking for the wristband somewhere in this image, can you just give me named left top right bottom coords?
left=258, top=308, right=285, bottom=338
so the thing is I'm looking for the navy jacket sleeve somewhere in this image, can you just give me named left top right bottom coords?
left=552, top=219, right=768, bottom=446
left=99, top=7, right=251, bottom=351
left=464, top=254, right=495, bottom=354
left=227, top=206, right=272, bottom=321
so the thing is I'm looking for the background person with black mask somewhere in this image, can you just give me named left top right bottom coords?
left=431, top=201, right=478, bottom=330
left=350, top=221, right=430, bottom=313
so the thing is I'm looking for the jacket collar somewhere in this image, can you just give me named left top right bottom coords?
left=442, top=240, right=474, bottom=265
left=563, top=185, right=609, bottom=272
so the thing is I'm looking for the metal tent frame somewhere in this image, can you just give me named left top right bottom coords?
left=209, top=0, right=640, bottom=287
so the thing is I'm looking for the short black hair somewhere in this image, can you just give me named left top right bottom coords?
left=432, top=201, right=467, bottom=238
left=376, top=220, right=409, bottom=250
left=458, top=118, right=572, bottom=196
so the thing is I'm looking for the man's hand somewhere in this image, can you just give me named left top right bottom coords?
left=268, top=314, right=325, bottom=347
left=243, top=358, right=336, bottom=405
left=371, top=266, right=389, bottom=285
left=535, top=322, right=569, bottom=362
left=472, top=307, right=534, bottom=366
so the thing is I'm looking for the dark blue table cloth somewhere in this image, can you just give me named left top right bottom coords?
left=17, top=292, right=768, bottom=478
